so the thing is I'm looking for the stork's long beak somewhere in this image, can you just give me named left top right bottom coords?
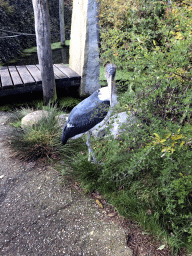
left=105, top=63, right=116, bottom=106
left=109, top=75, right=113, bottom=106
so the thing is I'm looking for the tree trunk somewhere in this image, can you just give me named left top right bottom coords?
left=32, top=0, right=57, bottom=104
left=59, top=0, right=65, bottom=46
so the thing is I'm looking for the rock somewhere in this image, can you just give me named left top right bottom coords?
left=21, top=110, right=49, bottom=128
left=92, top=111, right=137, bottom=139
left=57, top=114, right=69, bottom=128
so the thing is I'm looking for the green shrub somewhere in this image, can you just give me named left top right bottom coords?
left=69, top=119, right=192, bottom=252
left=0, top=0, right=14, bottom=14
left=80, top=2, right=192, bottom=252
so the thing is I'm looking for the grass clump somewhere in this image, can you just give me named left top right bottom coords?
left=9, top=105, right=61, bottom=161
left=7, top=99, right=86, bottom=165
left=58, top=97, right=81, bottom=111
left=22, top=41, right=70, bottom=55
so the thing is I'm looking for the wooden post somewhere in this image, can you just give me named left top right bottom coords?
left=59, top=0, right=65, bottom=46
left=32, top=0, right=57, bottom=104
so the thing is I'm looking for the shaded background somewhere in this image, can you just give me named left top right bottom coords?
left=0, top=0, right=72, bottom=64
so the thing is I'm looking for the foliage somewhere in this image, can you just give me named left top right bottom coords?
left=99, top=0, right=192, bottom=124
left=93, top=0, right=192, bottom=253
left=22, top=41, right=70, bottom=55
left=0, top=0, right=14, bottom=14
left=69, top=118, right=192, bottom=253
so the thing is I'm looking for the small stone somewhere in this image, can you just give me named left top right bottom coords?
left=21, top=110, right=49, bottom=128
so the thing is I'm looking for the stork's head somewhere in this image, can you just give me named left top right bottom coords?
left=105, top=63, right=116, bottom=105
left=105, top=63, right=116, bottom=81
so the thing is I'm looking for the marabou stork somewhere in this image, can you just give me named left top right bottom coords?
left=61, top=63, right=117, bottom=163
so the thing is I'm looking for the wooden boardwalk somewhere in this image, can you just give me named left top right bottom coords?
left=0, top=63, right=81, bottom=97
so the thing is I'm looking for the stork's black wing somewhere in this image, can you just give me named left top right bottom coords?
left=61, top=90, right=110, bottom=144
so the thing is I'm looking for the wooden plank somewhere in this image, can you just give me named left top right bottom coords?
left=55, top=63, right=80, bottom=78
left=16, top=65, right=35, bottom=85
left=36, top=64, right=59, bottom=79
left=0, top=66, right=13, bottom=89
left=0, top=83, right=43, bottom=98
left=53, top=64, right=68, bottom=79
left=26, top=65, right=42, bottom=83
left=8, top=66, right=23, bottom=87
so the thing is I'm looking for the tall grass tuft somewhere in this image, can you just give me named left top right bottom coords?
left=9, top=105, right=59, bottom=161
left=8, top=104, right=87, bottom=164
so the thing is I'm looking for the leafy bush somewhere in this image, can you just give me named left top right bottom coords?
left=69, top=118, right=192, bottom=253
left=83, top=0, right=192, bottom=253
left=100, top=0, right=192, bottom=124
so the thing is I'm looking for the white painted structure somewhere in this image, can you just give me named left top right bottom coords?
left=69, top=0, right=100, bottom=96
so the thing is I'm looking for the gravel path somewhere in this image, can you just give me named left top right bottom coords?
left=0, top=112, right=132, bottom=256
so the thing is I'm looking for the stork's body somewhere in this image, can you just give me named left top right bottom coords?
left=61, top=63, right=117, bottom=163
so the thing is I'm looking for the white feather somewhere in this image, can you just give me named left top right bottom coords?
left=98, top=87, right=110, bottom=101
left=67, top=123, right=74, bottom=128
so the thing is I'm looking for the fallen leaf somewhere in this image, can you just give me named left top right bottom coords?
left=107, top=212, right=117, bottom=217
left=74, top=182, right=80, bottom=190
left=95, top=199, right=103, bottom=208
left=157, top=244, right=166, bottom=250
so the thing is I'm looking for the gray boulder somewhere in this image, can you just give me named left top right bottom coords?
left=21, top=110, right=49, bottom=128
left=56, top=114, right=69, bottom=128
left=92, top=111, right=137, bottom=139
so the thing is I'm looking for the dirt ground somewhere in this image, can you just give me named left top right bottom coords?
left=0, top=112, right=132, bottom=255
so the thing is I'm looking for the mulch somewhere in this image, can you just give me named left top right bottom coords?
left=123, top=221, right=186, bottom=256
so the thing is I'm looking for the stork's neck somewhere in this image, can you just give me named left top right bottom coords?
left=108, top=77, right=118, bottom=108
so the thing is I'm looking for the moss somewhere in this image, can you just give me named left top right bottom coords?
left=22, top=41, right=70, bottom=55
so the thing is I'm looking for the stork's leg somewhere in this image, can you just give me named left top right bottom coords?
left=86, top=131, right=97, bottom=164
